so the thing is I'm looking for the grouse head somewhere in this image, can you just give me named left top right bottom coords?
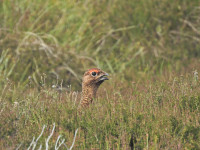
left=80, top=68, right=109, bottom=107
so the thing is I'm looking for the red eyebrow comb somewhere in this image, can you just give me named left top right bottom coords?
left=88, top=68, right=100, bottom=73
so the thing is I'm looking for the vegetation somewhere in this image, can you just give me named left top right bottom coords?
left=1, top=71, right=200, bottom=149
left=0, top=0, right=200, bottom=149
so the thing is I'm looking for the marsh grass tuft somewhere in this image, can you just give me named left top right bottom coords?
left=0, top=0, right=200, bottom=88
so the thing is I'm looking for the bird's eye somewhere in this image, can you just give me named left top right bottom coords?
left=91, top=72, right=97, bottom=76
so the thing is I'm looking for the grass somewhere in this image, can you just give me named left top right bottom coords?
left=0, top=0, right=200, bottom=149
left=0, top=69, right=200, bottom=149
left=0, top=0, right=200, bottom=87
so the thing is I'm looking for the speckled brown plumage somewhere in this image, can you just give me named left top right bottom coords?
left=79, top=68, right=109, bottom=108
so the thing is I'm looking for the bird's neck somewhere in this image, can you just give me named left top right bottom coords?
left=81, top=84, right=99, bottom=107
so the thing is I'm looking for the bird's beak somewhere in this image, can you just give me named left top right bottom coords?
left=99, top=72, right=109, bottom=81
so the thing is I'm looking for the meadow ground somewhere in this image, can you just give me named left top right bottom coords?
left=0, top=66, right=200, bottom=149
left=0, top=0, right=200, bottom=149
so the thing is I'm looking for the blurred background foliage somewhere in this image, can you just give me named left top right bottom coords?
left=0, top=0, right=200, bottom=88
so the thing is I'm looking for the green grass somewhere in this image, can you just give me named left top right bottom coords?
left=0, top=0, right=200, bottom=149
left=0, top=0, right=200, bottom=87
